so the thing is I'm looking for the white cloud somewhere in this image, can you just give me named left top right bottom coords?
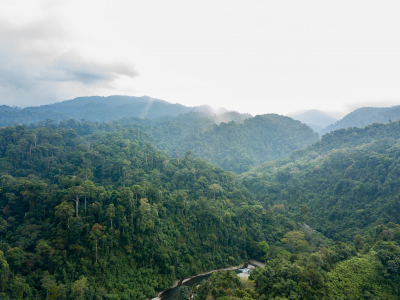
left=1, top=0, right=400, bottom=115
left=0, top=17, right=137, bottom=106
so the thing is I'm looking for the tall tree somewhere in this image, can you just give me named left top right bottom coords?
left=209, top=183, right=222, bottom=200
left=106, top=204, right=116, bottom=230
left=91, top=223, right=103, bottom=264
left=68, top=186, right=85, bottom=217
left=54, top=201, right=75, bottom=229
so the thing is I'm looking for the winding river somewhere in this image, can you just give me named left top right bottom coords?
left=151, top=262, right=261, bottom=300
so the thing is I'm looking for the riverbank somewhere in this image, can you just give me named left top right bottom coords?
left=149, top=263, right=246, bottom=300
left=181, top=263, right=246, bottom=284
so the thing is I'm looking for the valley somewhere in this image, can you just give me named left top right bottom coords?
left=0, top=98, right=400, bottom=299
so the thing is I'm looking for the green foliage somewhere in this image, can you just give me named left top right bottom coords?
left=197, top=271, right=258, bottom=300
left=47, top=283, right=59, bottom=300
left=245, top=240, right=399, bottom=299
left=71, top=276, right=89, bottom=300
left=281, top=230, right=309, bottom=250
left=246, top=121, right=400, bottom=241
left=326, top=255, right=383, bottom=299
left=166, top=114, right=318, bottom=173
left=0, top=111, right=400, bottom=299
left=0, top=120, right=294, bottom=299
left=178, top=285, right=190, bottom=300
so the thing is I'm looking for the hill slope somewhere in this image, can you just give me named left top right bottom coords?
left=0, top=119, right=400, bottom=299
left=245, top=120, right=400, bottom=241
left=0, top=119, right=295, bottom=299
left=161, top=114, right=319, bottom=173
left=322, top=105, right=400, bottom=134
left=109, top=113, right=317, bottom=174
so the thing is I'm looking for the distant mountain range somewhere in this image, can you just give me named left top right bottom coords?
left=291, top=105, right=400, bottom=135
left=3, top=95, right=400, bottom=141
left=322, top=105, right=400, bottom=134
left=291, top=110, right=337, bottom=132
left=0, top=95, right=251, bottom=126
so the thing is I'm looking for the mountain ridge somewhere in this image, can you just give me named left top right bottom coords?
left=322, top=105, right=400, bottom=134
left=291, top=110, right=337, bottom=133
left=0, top=95, right=246, bottom=126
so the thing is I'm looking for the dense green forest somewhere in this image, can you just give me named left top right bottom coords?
left=93, top=112, right=318, bottom=174
left=0, top=116, right=400, bottom=299
left=155, top=114, right=319, bottom=174
left=244, top=121, right=400, bottom=241
left=195, top=233, right=400, bottom=299
left=190, top=120, right=400, bottom=300
left=0, top=95, right=319, bottom=174
left=0, top=120, right=296, bottom=299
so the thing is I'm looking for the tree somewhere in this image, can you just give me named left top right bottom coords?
left=57, top=284, right=67, bottom=300
left=78, top=168, right=93, bottom=181
left=185, top=150, right=192, bottom=159
left=281, top=231, right=309, bottom=250
left=106, top=204, right=116, bottom=230
left=82, top=180, right=96, bottom=217
left=258, top=241, right=270, bottom=261
left=300, top=205, right=310, bottom=219
left=120, top=187, right=135, bottom=223
left=209, top=183, right=222, bottom=200
left=68, top=186, right=85, bottom=217
left=163, top=160, right=170, bottom=172
left=131, top=185, right=143, bottom=203
left=272, top=204, right=284, bottom=214
left=0, top=217, right=7, bottom=237
left=54, top=201, right=74, bottom=229
left=0, top=250, right=10, bottom=292
left=92, top=223, right=103, bottom=264
left=178, top=285, right=190, bottom=300
left=41, top=271, right=55, bottom=298
left=47, top=283, right=59, bottom=300
left=121, top=215, right=129, bottom=233
left=71, top=276, right=89, bottom=300
left=9, top=275, right=31, bottom=300
left=138, top=198, right=152, bottom=232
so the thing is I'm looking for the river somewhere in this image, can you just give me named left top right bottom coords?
left=151, top=261, right=264, bottom=300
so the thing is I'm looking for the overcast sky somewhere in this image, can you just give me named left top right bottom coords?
left=1, top=0, right=400, bottom=117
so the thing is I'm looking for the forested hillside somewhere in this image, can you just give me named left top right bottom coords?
left=0, top=120, right=295, bottom=299
left=0, top=96, right=321, bottom=174
left=245, top=121, right=400, bottom=241
left=159, top=114, right=319, bottom=174
left=0, top=118, right=400, bottom=299
left=193, top=120, right=400, bottom=300
left=323, top=105, right=400, bottom=134
left=196, top=235, right=400, bottom=300
left=108, top=113, right=318, bottom=174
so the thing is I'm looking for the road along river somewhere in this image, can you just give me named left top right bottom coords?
left=151, top=260, right=265, bottom=300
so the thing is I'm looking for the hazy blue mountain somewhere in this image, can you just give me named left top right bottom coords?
left=0, top=95, right=234, bottom=126
left=322, top=105, right=400, bottom=134
left=292, top=110, right=337, bottom=132
left=0, top=105, right=19, bottom=111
